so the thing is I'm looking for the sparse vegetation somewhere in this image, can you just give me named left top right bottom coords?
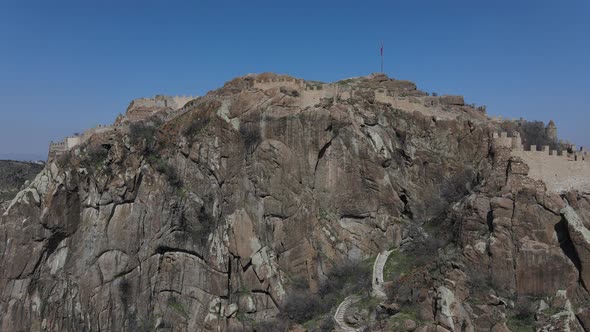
left=156, top=160, right=181, bottom=187
left=280, top=259, right=372, bottom=325
left=384, top=225, right=450, bottom=303
left=129, top=121, right=157, bottom=148
left=506, top=316, right=535, bottom=332
left=239, top=123, right=262, bottom=153
left=383, top=250, right=415, bottom=281
left=388, top=309, right=422, bottom=330
left=506, top=298, right=535, bottom=331
left=147, top=155, right=181, bottom=187
left=467, top=267, right=493, bottom=294
left=440, top=166, right=476, bottom=203
left=185, top=205, right=215, bottom=244
left=337, top=79, right=354, bottom=86
left=56, top=151, right=73, bottom=168
left=280, top=87, right=300, bottom=97
left=167, top=297, right=189, bottom=319
left=85, top=144, right=109, bottom=168
left=183, top=116, right=210, bottom=138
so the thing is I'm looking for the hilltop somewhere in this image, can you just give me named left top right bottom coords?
left=1, top=73, right=589, bottom=331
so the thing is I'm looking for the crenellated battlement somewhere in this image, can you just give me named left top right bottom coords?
left=492, top=131, right=590, bottom=192
left=492, top=131, right=524, bottom=151
left=374, top=89, right=483, bottom=120
left=251, top=77, right=488, bottom=122
left=48, top=124, right=118, bottom=161
left=492, top=131, right=588, bottom=160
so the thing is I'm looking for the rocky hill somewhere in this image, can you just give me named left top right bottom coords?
left=0, top=160, right=43, bottom=206
left=1, top=73, right=589, bottom=331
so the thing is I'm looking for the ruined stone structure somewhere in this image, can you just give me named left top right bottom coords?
left=119, top=95, right=196, bottom=124
left=546, top=120, right=558, bottom=142
left=48, top=94, right=197, bottom=161
left=47, top=125, right=118, bottom=161
left=47, top=135, right=81, bottom=161
left=245, top=74, right=488, bottom=122
left=493, top=131, right=590, bottom=192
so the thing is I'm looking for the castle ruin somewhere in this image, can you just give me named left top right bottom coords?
left=48, top=124, right=118, bottom=161
left=546, top=120, right=558, bottom=142
left=48, top=94, right=197, bottom=161
left=492, top=131, right=590, bottom=193
left=249, top=74, right=488, bottom=122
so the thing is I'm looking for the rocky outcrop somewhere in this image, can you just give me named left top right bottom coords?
left=2, top=73, right=589, bottom=331
left=562, top=205, right=590, bottom=289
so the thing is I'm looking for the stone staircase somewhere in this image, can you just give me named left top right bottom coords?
left=372, top=249, right=394, bottom=298
left=333, top=249, right=395, bottom=331
left=333, top=295, right=362, bottom=332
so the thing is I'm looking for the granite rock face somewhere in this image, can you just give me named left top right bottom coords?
left=0, top=73, right=588, bottom=331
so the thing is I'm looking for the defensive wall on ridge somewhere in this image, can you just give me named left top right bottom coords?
left=492, top=132, right=590, bottom=193
left=48, top=94, right=198, bottom=161
left=250, top=76, right=487, bottom=121
left=48, top=124, right=121, bottom=161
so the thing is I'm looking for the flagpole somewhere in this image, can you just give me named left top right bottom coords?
left=380, top=41, right=384, bottom=73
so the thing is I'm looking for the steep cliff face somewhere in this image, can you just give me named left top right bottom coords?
left=0, top=74, right=587, bottom=331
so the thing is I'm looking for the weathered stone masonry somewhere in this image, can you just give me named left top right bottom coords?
left=493, top=131, right=590, bottom=193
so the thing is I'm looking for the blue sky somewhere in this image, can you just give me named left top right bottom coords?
left=0, top=0, right=588, bottom=160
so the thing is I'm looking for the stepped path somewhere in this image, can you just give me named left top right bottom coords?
left=372, top=249, right=394, bottom=298
left=333, top=295, right=362, bottom=332
left=333, top=249, right=395, bottom=331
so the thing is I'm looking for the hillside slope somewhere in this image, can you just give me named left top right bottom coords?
left=0, top=73, right=588, bottom=331
left=0, top=160, right=43, bottom=204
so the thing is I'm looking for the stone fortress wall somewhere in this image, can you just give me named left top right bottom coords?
left=251, top=76, right=487, bottom=121
left=492, top=132, right=590, bottom=193
left=123, top=95, right=196, bottom=122
left=48, top=124, right=120, bottom=161
left=127, top=95, right=196, bottom=113
left=48, top=95, right=197, bottom=161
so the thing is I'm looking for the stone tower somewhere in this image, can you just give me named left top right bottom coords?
left=546, top=120, right=557, bottom=142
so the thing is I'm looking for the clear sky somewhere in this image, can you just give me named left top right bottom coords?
left=1, top=0, right=588, bottom=160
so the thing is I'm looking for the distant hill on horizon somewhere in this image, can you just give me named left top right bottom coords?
left=0, top=152, right=46, bottom=162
